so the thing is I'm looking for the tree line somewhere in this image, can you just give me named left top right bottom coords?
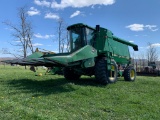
left=132, top=42, right=159, bottom=67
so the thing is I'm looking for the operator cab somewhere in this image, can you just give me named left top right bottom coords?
left=67, top=23, right=95, bottom=52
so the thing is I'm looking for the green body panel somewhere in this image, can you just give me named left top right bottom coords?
left=93, top=26, right=138, bottom=65
left=113, top=36, right=138, bottom=51
left=25, top=52, right=44, bottom=59
left=44, top=45, right=97, bottom=66
left=82, top=58, right=95, bottom=68
left=107, top=39, right=131, bottom=64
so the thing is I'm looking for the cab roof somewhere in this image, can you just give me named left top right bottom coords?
left=67, top=23, right=95, bottom=30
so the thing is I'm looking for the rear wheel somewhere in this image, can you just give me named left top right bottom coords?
left=63, top=67, right=81, bottom=80
left=124, top=66, right=136, bottom=81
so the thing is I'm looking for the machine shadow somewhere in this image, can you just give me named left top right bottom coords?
left=7, top=78, right=75, bottom=96
left=7, top=77, right=103, bottom=96
left=68, top=77, right=103, bottom=86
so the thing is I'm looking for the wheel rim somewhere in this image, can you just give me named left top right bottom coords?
left=109, top=65, right=116, bottom=81
left=130, top=70, right=135, bottom=79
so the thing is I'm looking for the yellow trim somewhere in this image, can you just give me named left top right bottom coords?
left=111, top=65, right=115, bottom=71
left=130, top=70, right=135, bottom=79
left=109, top=65, right=115, bottom=81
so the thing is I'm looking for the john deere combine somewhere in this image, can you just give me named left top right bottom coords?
left=4, top=23, right=138, bottom=84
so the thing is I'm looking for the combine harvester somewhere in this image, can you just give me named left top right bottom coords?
left=4, top=23, right=138, bottom=84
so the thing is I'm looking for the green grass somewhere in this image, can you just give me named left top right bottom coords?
left=0, top=65, right=160, bottom=120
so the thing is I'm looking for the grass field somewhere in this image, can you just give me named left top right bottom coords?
left=0, top=65, right=160, bottom=120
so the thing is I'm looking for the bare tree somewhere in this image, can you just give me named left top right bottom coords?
left=56, top=18, right=69, bottom=53
left=137, top=52, right=147, bottom=72
left=3, top=7, right=34, bottom=58
left=147, top=42, right=159, bottom=63
left=1, top=48, right=10, bottom=54
left=140, top=52, right=146, bottom=68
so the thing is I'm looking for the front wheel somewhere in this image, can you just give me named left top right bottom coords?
left=124, top=66, right=136, bottom=81
left=95, top=59, right=108, bottom=85
left=95, top=59, right=118, bottom=85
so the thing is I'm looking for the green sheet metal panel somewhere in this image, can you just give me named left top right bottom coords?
left=44, top=45, right=97, bottom=65
left=104, top=37, right=131, bottom=64
left=108, top=39, right=130, bottom=57
left=95, top=27, right=108, bottom=53
left=26, top=52, right=44, bottom=59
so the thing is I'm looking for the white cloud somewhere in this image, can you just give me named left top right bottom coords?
left=34, top=33, right=54, bottom=39
left=44, top=13, right=60, bottom=20
left=145, top=25, right=158, bottom=31
left=5, top=27, right=13, bottom=31
left=126, top=24, right=144, bottom=31
left=151, top=43, right=160, bottom=47
left=129, top=41, right=134, bottom=43
left=32, top=43, right=43, bottom=47
left=146, top=43, right=160, bottom=49
left=34, top=0, right=50, bottom=7
left=70, top=10, right=81, bottom=18
left=51, top=0, right=115, bottom=9
left=126, top=24, right=159, bottom=32
left=27, top=7, right=40, bottom=16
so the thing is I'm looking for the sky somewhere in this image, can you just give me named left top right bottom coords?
left=0, top=0, right=160, bottom=58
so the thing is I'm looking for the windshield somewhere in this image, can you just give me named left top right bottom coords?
left=69, top=27, right=95, bottom=52
left=85, top=28, right=94, bottom=45
left=69, top=27, right=84, bottom=51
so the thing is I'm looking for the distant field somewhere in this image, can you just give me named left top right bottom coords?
left=0, top=65, right=160, bottom=120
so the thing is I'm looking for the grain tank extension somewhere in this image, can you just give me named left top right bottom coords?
left=43, top=23, right=138, bottom=84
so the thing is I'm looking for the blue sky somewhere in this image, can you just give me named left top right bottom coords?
left=0, top=0, right=160, bottom=58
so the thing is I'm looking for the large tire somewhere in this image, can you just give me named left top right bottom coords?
left=95, top=59, right=109, bottom=85
left=63, top=67, right=81, bottom=80
left=108, top=60, right=118, bottom=83
left=124, top=66, right=136, bottom=81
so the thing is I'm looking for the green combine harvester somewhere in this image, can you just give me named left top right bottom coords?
left=4, top=23, right=138, bottom=84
